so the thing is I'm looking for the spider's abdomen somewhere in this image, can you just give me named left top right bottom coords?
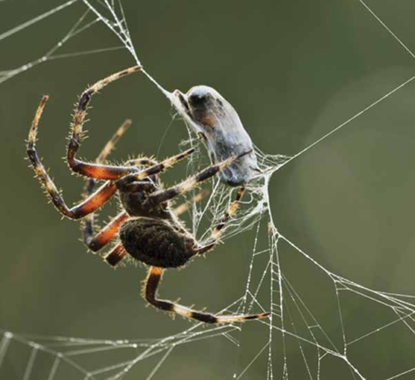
left=119, top=217, right=196, bottom=268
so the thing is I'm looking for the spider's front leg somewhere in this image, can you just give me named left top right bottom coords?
left=66, top=66, right=192, bottom=182
left=146, top=150, right=251, bottom=206
left=67, top=66, right=143, bottom=180
left=27, top=97, right=118, bottom=220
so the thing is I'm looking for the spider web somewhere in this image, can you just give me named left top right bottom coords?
left=1, top=0, right=415, bottom=379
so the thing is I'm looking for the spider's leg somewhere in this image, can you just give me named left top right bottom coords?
left=84, top=211, right=129, bottom=252
left=82, top=119, right=137, bottom=250
left=83, top=119, right=132, bottom=239
left=104, top=242, right=129, bottom=266
left=27, top=97, right=118, bottom=220
left=66, top=66, right=194, bottom=180
left=146, top=152, right=249, bottom=205
left=196, top=187, right=246, bottom=255
left=70, top=144, right=193, bottom=181
left=113, top=149, right=195, bottom=192
left=124, top=157, right=158, bottom=167
left=173, top=189, right=210, bottom=216
left=144, top=266, right=270, bottom=324
left=67, top=66, right=145, bottom=180
left=96, top=119, right=132, bottom=163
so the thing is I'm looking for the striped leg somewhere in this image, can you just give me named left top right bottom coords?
left=104, top=243, right=129, bottom=266
left=82, top=119, right=133, bottom=251
left=67, top=66, right=144, bottom=180
left=94, top=119, right=132, bottom=163
left=114, top=148, right=194, bottom=191
left=144, top=267, right=270, bottom=324
left=66, top=65, right=194, bottom=181
left=27, top=97, right=117, bottom=220
left=84, top=211, right=129, bottom=252
left=147, top=152, right=249, bottom=206
left=173, top=189, right=210, bottom=216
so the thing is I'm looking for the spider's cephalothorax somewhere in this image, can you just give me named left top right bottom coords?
left=27, top=66, right=270, bottom=324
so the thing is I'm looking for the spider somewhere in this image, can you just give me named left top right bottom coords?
left=26, top=66, right=270, bottom=324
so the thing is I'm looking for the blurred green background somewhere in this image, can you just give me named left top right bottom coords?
left=1, top=0, right=415, bottom=379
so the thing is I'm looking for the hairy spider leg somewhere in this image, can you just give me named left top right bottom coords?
left=105, top=242, right=129, bottom=266
left=66, top=65, right=190, bottom=181
left=83, top=119, right=133, bottom=247
left=84, top=211, right=130, bottom=253
left=173, top=189, right=210, bottom=216
left=67, top=66, right=144, bottom=180
left=96, top=119, right=132, bottom=163
left=144, top=266, right=270, bottom=324
left=27, top=96, right=118, bottom=220
left=110, top=148, right=195, bottom=192
left=146, top=152, right=248, bottom=206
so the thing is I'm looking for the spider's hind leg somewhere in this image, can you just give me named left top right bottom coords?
left=144, top=266, right=270, bottom=324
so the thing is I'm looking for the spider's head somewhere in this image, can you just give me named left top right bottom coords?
left=173, top=86, right=260, bottom=186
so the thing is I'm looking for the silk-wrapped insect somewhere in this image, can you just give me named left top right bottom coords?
left=172, top=86, right=260, bottom=187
